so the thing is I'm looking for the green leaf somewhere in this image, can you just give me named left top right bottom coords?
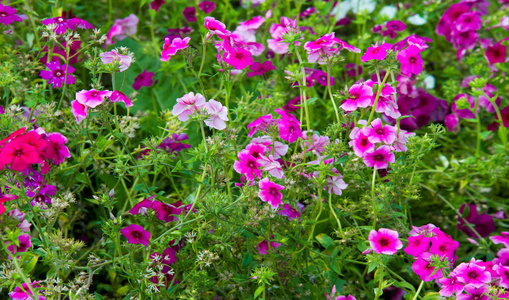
left=242, top=253, right=253, bottom=268
left=315, top=233, right=334, bottom=248
left=23, top=255, right=39, bottom=273
left=254, top=286, right=264, bottom=299
left=421, top=292, right=441, bottom=300
left=94, top=292, right=105, bottom=300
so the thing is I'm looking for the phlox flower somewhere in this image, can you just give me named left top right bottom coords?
left=233, top=150, right=262, bottom=181
left=340, top=82, right=373, bottom=112
left=44, top=132, right=71, bottom=165
left=157, top=134, right=192, bottom=156
left=223, top=47, right=253, bottom=70
left=258, top=177, right=284, bottom=209
left=204, top=99, right=229, bottom=130
left=397, top=45, right=424, bottom=76
left=493, top=264, right=509, bottom=288
left=247, top=114, right=276, bottom=137
left=456, top=284, right=489, bottom=300
left=42, top=16, right=93, bottom=35
left=301, top=131, right=330, bottom=155
left=7, top=234, right=32, bottom=257
left=429, top=228, right=459, bottom=260
left=251, top=136, right=288, bottom=159
left=0, top=4, right=23, bottom=26
left=106, top=14, right=138, bottom=45
left=183, top=7, right=196, bottom=23
left=99, top=49, right=132, bottom=72
left=204, top=17, right=228, bottom=36
left=39, top=60, right=75, bottom=88
left=361, top=41, right=392, bottom=62
left=76, top=89, right=112, bottom=108
left=71, top=100, right=88, bottom=124
left=198, top=1, right=216, bottom=13
left=161, top=37, right=190, bottom=61
left=362, top=145, right=395, bottom=169
left=362, top=118, right=397, bottom=144
left=404, top=235, right=431, bottom=258
left=392, top=130, right=414, bottom=152
left=121, top=224, right=151, bottom=247
left=455, top=11, right=482, bottom=32
left=275, top=109, right=303, bottom=143
left=133, top=70, right=155, bottom=90
left=258, top=155, right=284, bottom=179
left=439, top=272, right=465, bottom=297
left=368, top=228, right=403, bottom=255
left=278, top=204, right=300, bottom=221
left=409, top=223, right=437, bottom=236
left=326, top=172, right=348, bottom=196
left=247, top=61, right=275, bottom=77
left=490, top=232, right=509, bottom=247
left=110, top=91, right=133, bottom=107
left=455, top=260, right=491, bottom=287
left=0, top=139, right=40, bottom=172
left=349, top=129, right=375, bottom=158
left=411, top=252, right=444, bottom=281
left=172, top=92, right=206, bottom=122
left=129, top=196, right=155, bottom=215
left=257, top=238, right=282, bottom=255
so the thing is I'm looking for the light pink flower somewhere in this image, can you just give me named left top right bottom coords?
left=362, top=118, right=397, bottom=144
left=204, top=99, right=229, bottom=130
left=106, top=14, right=138, bottom=45
left=258, top=177, right=284, bottom=209
left=326, top=171, right=348, bottom=196
left=172, top=92, right=206, bottom=122
left=100, top=49, right=132, bottom=72
left=161, top=37, right=190, bottom=61
left=340, top=83, right=373, bottom=112
left=76, top=89, right=112, bottom=108
left=71, top=100, right=88, bottom=124
left=204, top=17, right=228, bottom=36
left=258, top=155, right=284, bottom=179
left=490, top=232, right=509, bottom=247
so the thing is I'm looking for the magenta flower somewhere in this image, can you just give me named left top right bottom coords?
left=363, top=146, right=395, bottom=170
left=204, top=99, right=229, bottom=130
left=198, top=1, right=216, bottom=13
left=363, top=118, right=397, bottom=144
left=204, top=17, right=227, bottom=36
left=368, top=228, right=402, bottom=255
left=275, top=108, right=303, bottom=143
left=340, top=83, right=373, bottom=112
left=455, top=11, right=482, bottom=32
left=397, top=45, right=424, bottom=76
left=257, top=238, right=282, bottom=255
left=233, top=150, right=262, bottom=181
left=456, top=284, right=489, bottom=300
left=455, top=260, right=491, bottom=287
left=110, top=91, right=133, bottom=107
left=161, top=37, right=190, bottom=61
left=404, top=235, right=431, bottom=258
left=39, top=60, right=75, bottom=89
left=0, top=4, right=23, bottom=26
left=278, top=204, right=301, bottom=221
left=223, top=47, right=253, bottom=70
left=258, top=155, right=284, bottom=179
left=361, top=41, right=392, bottom=62
left=247, top=61, right=275, bottom=77
left=43, top=132, right=70, bottom=165
left=71, top=100, right=88, bottom=124
left=183, top=7, right=196, bottom=23
left=76, top=89, right=112, bottom=108
left=106, top=14, right=138, bottom=45
left=0, top=139, right=40, bottom=172
left=133, top=70, right=155, bottom=90
left=129, top=196, right=155, bottom=215
left=485, top=42, right=507, bottom=65
left=386, top=20, right=406, bottom=32
left=41, top=17, right=77, bottom=35
left=457, top=203, right=495, bottom=238
left=429, top=228, right=459, bottom=260
left=247, top=114, right=276, bottom=137
left=349, top=129, right=375, bottom=158
left=493, top=264, right=509, bottom=288
left=439, top=272, right=465, bottom=297
left=258, top=177, right=284, bottom=209
left=251, top=136, right=288, bottom=159
left=150, top=0, right=165, bottom=11
left=411, top=252, right=444, bottom=282
left=100, top=49, right=132, bottom=72
left=490, top=232, right=509, bottom=247
left=7, top=234, right=32, bottom=257
left=172, top=92, right=206, bottom=122
left=121, top=224, right=151, bottom=247
left=0, top=194, right=17, bottom=215
left=152, top=201, right=182, bottom=222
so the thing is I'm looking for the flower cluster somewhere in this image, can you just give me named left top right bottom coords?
left=372, top=20, right=406, bottom=39
left=106, top=14, right=138, bottom=45
left=304, top=32, right=360, bottom=64
left=172, top=92, right=229, bottom=130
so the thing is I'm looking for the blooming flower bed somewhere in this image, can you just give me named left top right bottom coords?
left=0, top=0, right=508, bottom=299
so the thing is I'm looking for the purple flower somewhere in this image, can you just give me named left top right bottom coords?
left=247, top=61, right=275, bottom=77
left=198, top=1, right=216, bottom=13
left=258, top=178, right=284, bottom=209
left=157, top=134, right=192, bottom=155
left=106, top=14, right=138, bottom=45
left=7, top=234, right=32, bottom=258
left=39, top=61, right=75, bottom=89
left=133, top=70, right=155, bottom=90
left=150, top=0, right=165, bottom=11
left=129, top=196, right=155, bottom=215
left=0, top=4, right=23, bottom=26
left=278, top=204, right=300, bottom=221
left=368, top=228, right=403, bottom=255
left=121, top=224, right=151, bottom=247
left=386, top=20, right=406, bottom=32
left=485, top=42, right=507, bottom=65
left=183, top=7, right=196, bottom=23
left=257, top=237, right=282, bottom=255
left=457, top=203, right=495, bottom=238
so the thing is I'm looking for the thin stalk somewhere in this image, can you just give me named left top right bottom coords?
left=481, top=90, right=507, bottom=148
left=293, top=48, right=311, bottom=131
left=412, top=281, right=424, bottom=300
left=198, top=40, right=207, bottom=76
left=373, top=265, right=383, bottom=300
left=326, top=64, right=341, bottom=124
left=371, top=168, right=378, bottom=228
left=328, top=192, right=344, bottom=238
left=367, top=70, right=391, bottom=125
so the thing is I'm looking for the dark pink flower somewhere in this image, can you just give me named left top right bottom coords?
left=0, top=139, right=40, bottom=172
left=7, top=234, right=32, bottom=257
left=8, top=281, right=44, bottom=300
left=0, top=4, right=22, bottom=26
left=455, top=260, right=491, bottom=287
left=247, top=61, right=275, bottom=77
left=456, top=284, right=489, bottom=300
left=362, top=118, right=397, bottom=144
left=150, top=0, right=165, bottom=11
left=258, top=177, right=284, bottom=209
left=233, top=150, right=262, bottom=181
left=257, top=238, right=282, bottom=255
left=368, top=228, right=402, bottom=255
left=0, top=194, right=17, bottom=215
left=411, top=252, right=444, bottom=281
left=485, top=42, right=507, bottom=65
left=133, top=70, right=155, bottom=90
left=278, top=203, right=300, bottom=221
left=129, top=196, right=155, bottom=215
left=455, top=11, right=482, bottom=32
left=76, top=89, right=112, bottom=108
left=429, top=228, right=459, bottom=260
left=43, top=132, right=70, bottom=165
left=340, top=82, right=373, bottom=112
left=247, top=114, right=276, bottom=137
left=71, top=100, right=88, bottom=124
left=362, top=146, right=395, bottom=170
left=361, top=41, right=392, bottom=62
left=439, top=272, right=465, bottom=297
left=152, top=201, right=183, bottom=222
left=386, top=20, right=406, bottom=32
left=110, top=91, right=133, bottom=107
left=204, top=17, right=227, bottom=36
left=404, top=235, right=431, bottom=257
left=223, top=47, right=253, bottom=70
left=39, top=60, right=75, bottom=89
left=198, top=1, right=216, bottom=13
left=183, top=7, right=196, bottom=23
left=161, top=37, right=190, bottom=61
left=349, top=127, right=375, bottom=158
left=41, top=17, right=79, bottom=35
left=397, top=45, right=424, bottom=76
left=275, top=108, right=303, bottom=143
left=121, top=224, right=151, bottom=246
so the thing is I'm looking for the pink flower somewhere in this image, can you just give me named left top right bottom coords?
left=39, top=60, right=75, bottom=89
left=361, top=41, right=392, bottom=62
left=7, top=234, right=32, bottom=257
left=41, top=17, right=84, bottom=35
left=70, top=100, right=88, bottom=124
left=404, top=235, right=431, bottom=258
left=455, top=260, right=491, bottom=287
left=362, top=145, right=395, bottom=169
left=455, top=11, right=482, bottom=32
left=233, top=150, right=262, bottom=181
left=257, top=238, right=282, bottom=255
left=278, top=203, right=300, bottom=221
left=121, top=224, right=151, bottom=247
left=363, top=118, right=397, bottom=144
left=258, top=177, right=284, bottom=209
left=152, top=201, right=183, bottom=222
left=349, top=129, right=375, bottom=158
left=171, top=92, right=206, bottom=122
left=490, top=232, right=509, bottom=247
left=411, top=252, right=444, bottom=281
left=386, top=20, right=406, bottom=32
left=326, top=171, right=348, bottom=196
left=247, top=114, right=276, bottom=137
left=429, top=228, right=459, bottom=260
left=247, top=61, right=275, bottom=77
left=106, top=14, right=138, bottom=45
left=493, top=264, right=509, bottom=288
left=129, top=196, right=155, bottom=215
left=456, top=284, right=489, bottom=300
left=150, top=0, right=165, bottom=11
left=183, top=7, right=196, bottom=23
left=397, top=45, right=424, bottom=76
left=340, top=83, right=373, bottom=112
left=485, top=42, right=507, bottom=65
left=258, top=155, right=284, bottom=179
left=275, top=108, right=303, bottom=143
left=223, top=47, right=253, bottom=70
left=133, top=70, right=155, bottom=90
left=368, top=228, right=403, bottom=255
left=204, top=99, right=229, bottom=130
left=0, top=4, right=22, bottom=26
left=0, top=139, right=40, bottom=172
left=198, top=1, right=216, bottom=13
left=99, top=49, right=132, bottom=72
left=161, top=37, right=190, bottom=61
left=110, top=91, right=133, bottom=107
left=439, top=272, right=465, bottom=297
left=76, top=89, right=112, bottom=108
left=43, top=132, right=70, bottom=165
left=326, top=285, right=357, bottom=300
left=204, top=17, right=228, bottom=36
left=251, top=136, right=288, bottom=159
left=0, top=194, right=17, bottom=215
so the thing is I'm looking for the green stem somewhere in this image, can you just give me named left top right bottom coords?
left=328, top=192, right=344, bottom=238
left=326, top=64, right=341, bottom=124
left=371, top=168, right=378, bottom=228
left=374, top=265, right=384, bottom=300
left=198, top=40, right=207, bottom=76
left=366, top=70, right=391, bottom=125
left=481, top=90, right=507, bottom=148
left=293, top=48, right=311, bottom=131
left=412, top=281, right=424, bottom=300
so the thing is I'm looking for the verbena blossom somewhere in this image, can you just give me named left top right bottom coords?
left=204, top=99, right=229, bottom=130
left=106, top=14, right=139, bottom=45
left=362, top=145, right=395, bottom=169
left=361, top=41, right=392, bottom=62
left=0, top=4, right=23, bottom=26
left=172, top=92, right=206, bottom=121
left=161, top=37, right=190, bottom=61
left=133, top=70, right=155, bottom=90
left=368, top=228, right=403, bottom=255
left=99, top=49, right=132, bottom=72
left=39, top=60, right=76, bottom=89
left=198, top=1, right=216, bottom=13
left=121, top=224, right=151, bottom=246
left=275, top=108, right=303, bottom=143
left=258, top=177, right=284, bottom=209
left=76, top=89, right=112, bottom=108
